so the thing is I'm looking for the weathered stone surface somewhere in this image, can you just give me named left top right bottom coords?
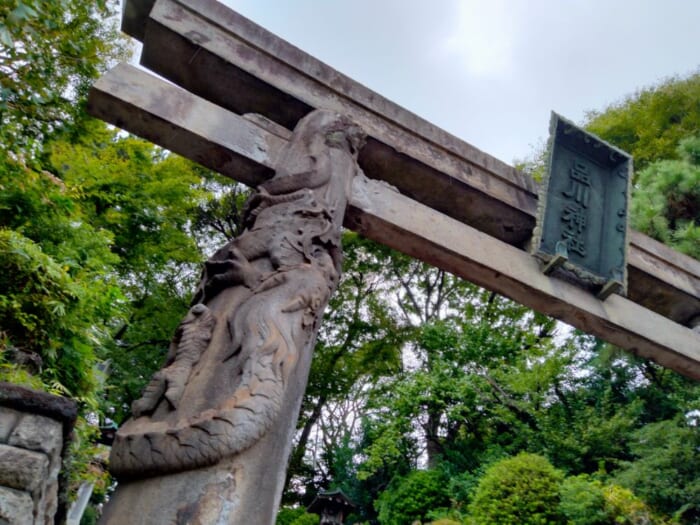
left=0, top=386, right=76, bottom=525
left=0, top=383, right=77, bottom=440
left=0, top=407, right=20, bottom=442
left=108, top=109, right=364, bottom=481
left=9, top=414, right=62, bottom=457
left=39, top=480, right=58, bottom=525
left=130, top=304, right=217, bottom=418
left=0, top=486, right=33, bottom=525
left=101, top=110, right=364, bottom=524
left=0, top=443, right=48, bottom=492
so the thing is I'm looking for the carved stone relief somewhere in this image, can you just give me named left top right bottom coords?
left=109, top=110, right=366, bottom=479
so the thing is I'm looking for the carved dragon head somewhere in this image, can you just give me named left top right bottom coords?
left=297, top=109, right=366, bottom=156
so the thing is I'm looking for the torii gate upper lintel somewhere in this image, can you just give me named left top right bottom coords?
left=90, top=1, right=700, bottom=523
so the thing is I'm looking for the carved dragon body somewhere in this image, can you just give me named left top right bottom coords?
left=130, top=304, right=216, bottom=417
left=109, top=110, right=365, bottom=479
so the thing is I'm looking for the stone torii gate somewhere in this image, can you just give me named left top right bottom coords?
left=88, top=1, right=700, bottom=523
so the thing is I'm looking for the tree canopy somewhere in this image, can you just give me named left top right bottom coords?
left=0, top=0, right=129, bottom=151
left=585, top=72, right=700, bottom=172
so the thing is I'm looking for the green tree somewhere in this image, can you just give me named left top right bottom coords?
left=0, top=0, right=129, bottom=150
left=614, top=418, right=700, bottom=522
left=42, top=124, right=212, bottom=415
left=468, top=453, right=564, bottom=525
left=0, top=144, right=126, bottom=497
left=629, top=135, right=699, bottom=259
left=559, top=474, right=665, bottom=525
left=375, top=469, right=451, bottom=525
left=585, top=72, right=700, bottom=171
left=0, top=152, right=122, bottom=400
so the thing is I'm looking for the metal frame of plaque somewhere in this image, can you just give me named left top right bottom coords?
left=531, top=112, right=633, bottom=300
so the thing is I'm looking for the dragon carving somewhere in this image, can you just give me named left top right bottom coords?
left=109, top=110, right=366, bottom=479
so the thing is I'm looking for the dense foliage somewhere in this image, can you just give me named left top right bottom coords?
left=586, top=72, right=700, bottom=171
left=467, top=453, right=564, bottom=524
left=0, top=0, right=128, bottom=150
left=585, top=73, right=700, bottom=260
left=375, top=470, right=451, bottom=525
left=630, top=135, right=700, bottom=259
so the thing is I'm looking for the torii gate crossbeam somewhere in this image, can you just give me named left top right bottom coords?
left=90, top=0, right=700, bottom=375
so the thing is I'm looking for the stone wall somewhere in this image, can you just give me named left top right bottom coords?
left=0, top=383, right=77, bottom=525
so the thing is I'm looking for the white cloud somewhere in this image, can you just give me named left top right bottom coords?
left=442, top=0, right=516, bottom=77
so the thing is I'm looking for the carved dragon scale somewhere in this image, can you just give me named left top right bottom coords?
left=109, top=110, right=366, bottom=479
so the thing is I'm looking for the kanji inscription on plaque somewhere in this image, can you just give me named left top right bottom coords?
left=532, top=113, right=633, bottom=299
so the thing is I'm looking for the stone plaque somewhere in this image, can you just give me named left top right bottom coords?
left=532, top=113, right=632, bottom=299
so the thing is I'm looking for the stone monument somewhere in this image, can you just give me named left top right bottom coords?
left=99, top=109, right=365, bottom=523
left=0, top=383, right=77, bottom=525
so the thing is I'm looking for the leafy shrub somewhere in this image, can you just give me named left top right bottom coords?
left=468, top=453, right=564, bottom=524
left=602, top=484, right=662, bottom=525
left=376, top=469, right=451, bottom=525
left=558, top=475, right=608, bottom=525
left=559, top=474, right=666, bottom=525
left=276, top=507, right=319, bottom=525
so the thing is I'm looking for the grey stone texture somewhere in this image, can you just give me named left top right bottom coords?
left=0, top=407, right=20, bottom=442
left=9, top=414, right=62, bottom=457
left=0, top=385, right=76, bottom=525
left=100, top=110, right=364, bottom=524
left=0, top=486, right=34, bottom=525
left=0, top=443, right=48, bottom=492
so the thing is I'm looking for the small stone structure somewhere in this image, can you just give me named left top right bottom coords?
left=0, top=383, right=77, bottom=525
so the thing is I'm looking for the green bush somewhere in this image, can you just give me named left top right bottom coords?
left=376, top=469, right=451, bottom=525
left=602, top=485, right=662, bottom=525
left=558, top=475, right=608, bottom=525
left=468, top=453, right=564, bottom=524
left=276, top=507, right=319, bottom=525
left=558, top=474, right=667, bottom=525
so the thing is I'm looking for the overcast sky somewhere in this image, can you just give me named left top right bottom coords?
left=221, top=0, right=700, bottom=165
